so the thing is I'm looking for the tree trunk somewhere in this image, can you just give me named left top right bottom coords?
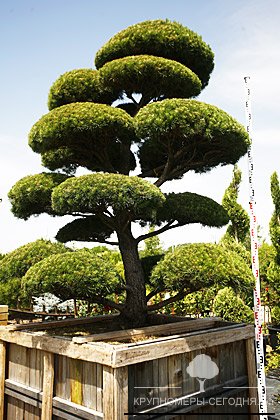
left=117, top=227, right=147, bottom=327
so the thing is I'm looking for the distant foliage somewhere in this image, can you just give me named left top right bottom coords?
left=213, top=287, right=254, bottom=323
left=270, top=172, right=280, bottom=263
left=221, top=165, right=250, bottom=244
left=0, top=239, right=68, bottom=281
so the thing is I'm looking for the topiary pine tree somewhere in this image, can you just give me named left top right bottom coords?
left=8, top=20, right=249, bottom=326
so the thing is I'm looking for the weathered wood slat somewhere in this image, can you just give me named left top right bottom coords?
left=102, top=366, right=114, bottom=419
left=0, top=329, right=113, bottom=366
left=82, top=360, right=97, bottom=409
left=41, top=351, right=54, bottom=420
left=246, top=337, right=259, bottom=420
left=5, top=387, right=41, bottom=408
left=5, top=379, right=103, bottom=419
left=73, top=318, right=219, bottom=343
left=53, top=396, right=103, bottom=419
left=111, top=324, right=254, bottom=367
left=103, top=365, right=128, bottom=420
left=96, top=363, right=103, bottom=413
left=70, top=358, right=83, bottom=405
left=0, top=313, right=8, bottom=323
left=0, top=306, right=8, bottom=313
left=0, top=340, right=6, bottom=420
left=5, top=378, right=41, bottom=399
left=10, top=314, right=118, bottom=331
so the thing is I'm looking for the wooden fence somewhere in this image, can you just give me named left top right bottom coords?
left=0, top=315, right=258, bottom=419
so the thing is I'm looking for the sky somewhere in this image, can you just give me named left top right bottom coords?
left=0, top=0, right=279, bottom=254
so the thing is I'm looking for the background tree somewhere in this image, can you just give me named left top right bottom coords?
left=8, top=20, right=249, bottom=326
left=266, top=172, right=280, bottom=323
left=270, top=172, right=280, bottom=263
left=213, top=287, right=254, bottom=323
left=221, top=165, right=250, bottom=245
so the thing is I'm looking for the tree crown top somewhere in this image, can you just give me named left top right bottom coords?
left=95, top=19, right=214, bottom=88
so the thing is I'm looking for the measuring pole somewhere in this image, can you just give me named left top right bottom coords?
left=244, top=76, right=268, bottom=419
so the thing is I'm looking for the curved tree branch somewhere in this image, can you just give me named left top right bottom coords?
left=136, top=221, right=180, bottom=244
left=89, top=295, right=124, bottom=311
left=146, top=288, right=160, bottom=302
left=147, top=290, right=187, bottom=311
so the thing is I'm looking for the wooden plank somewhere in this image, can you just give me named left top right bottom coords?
left=70, top=359, right=83, bottom=405
left=102, top=365, right=128, bottom=420
left=168, top=354, right=182, bottom=400
left=0, top=313, right=8, bottom=322
left=41, top=351, right=54, bottom=420
left=158, top=356, right=169, bottom=400
left=4, top=380, right=103, bottom=419
left=53, top=396, right=103, bottom=419
left=246, top=338, right=259, bottom=420
left=233, top=340, right=246, bottom=379
left=55, top=355, right=70, bottom=400
left=113, top=366, right=128, bottom=419
left=96, top=363, right=103, bottom=413
left=73, top=318, right=218, bottom=343
left=219, top=341, right=234, bottom=384
left=111, top=325, right=254, bottom=367
left=82, top=361, right=97, bottom=410
left=5, top=387, right=41, bottom=408
left=28, top=348, right=43, bottom=390
left=0, top=306, right=8, bottom=313
left=102, top=366, right=114, bottom=419
left=10, top=314, right=118, bottom=331
left=6, top=394, right=24, bottom=420
left=0, top=329, right=113, bottom=366
left=7, top=344, right=29, bottom=385
left=5, top=378, right=41, bottom=399
left=0, top=340, right=6, bottom=420
left=183, top=349, right=201, bottom=395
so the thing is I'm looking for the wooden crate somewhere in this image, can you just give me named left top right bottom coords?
left=0, top=316, right=258, bottom=419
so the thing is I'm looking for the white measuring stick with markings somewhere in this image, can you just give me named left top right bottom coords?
left=244, top=76, right=268, bottom=419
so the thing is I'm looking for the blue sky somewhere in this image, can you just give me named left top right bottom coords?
left=0, top=0, right=279, bottom=253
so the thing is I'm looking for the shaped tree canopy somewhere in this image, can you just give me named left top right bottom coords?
left=95, top=19, right=214, bottom=88
left=22, top=249, right=121, bottom=302
left=136, top=99, right=249, bottom=180
left=150, top=243, right=254, bottom=294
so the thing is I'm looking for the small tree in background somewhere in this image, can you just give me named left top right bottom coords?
left=221, top=165, right=250, bottom=246
left=270, top=172, right=280, bottom=263
left=213, top=287, right=254, bottom=323
left=8, top=20, right=249, bottom=326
